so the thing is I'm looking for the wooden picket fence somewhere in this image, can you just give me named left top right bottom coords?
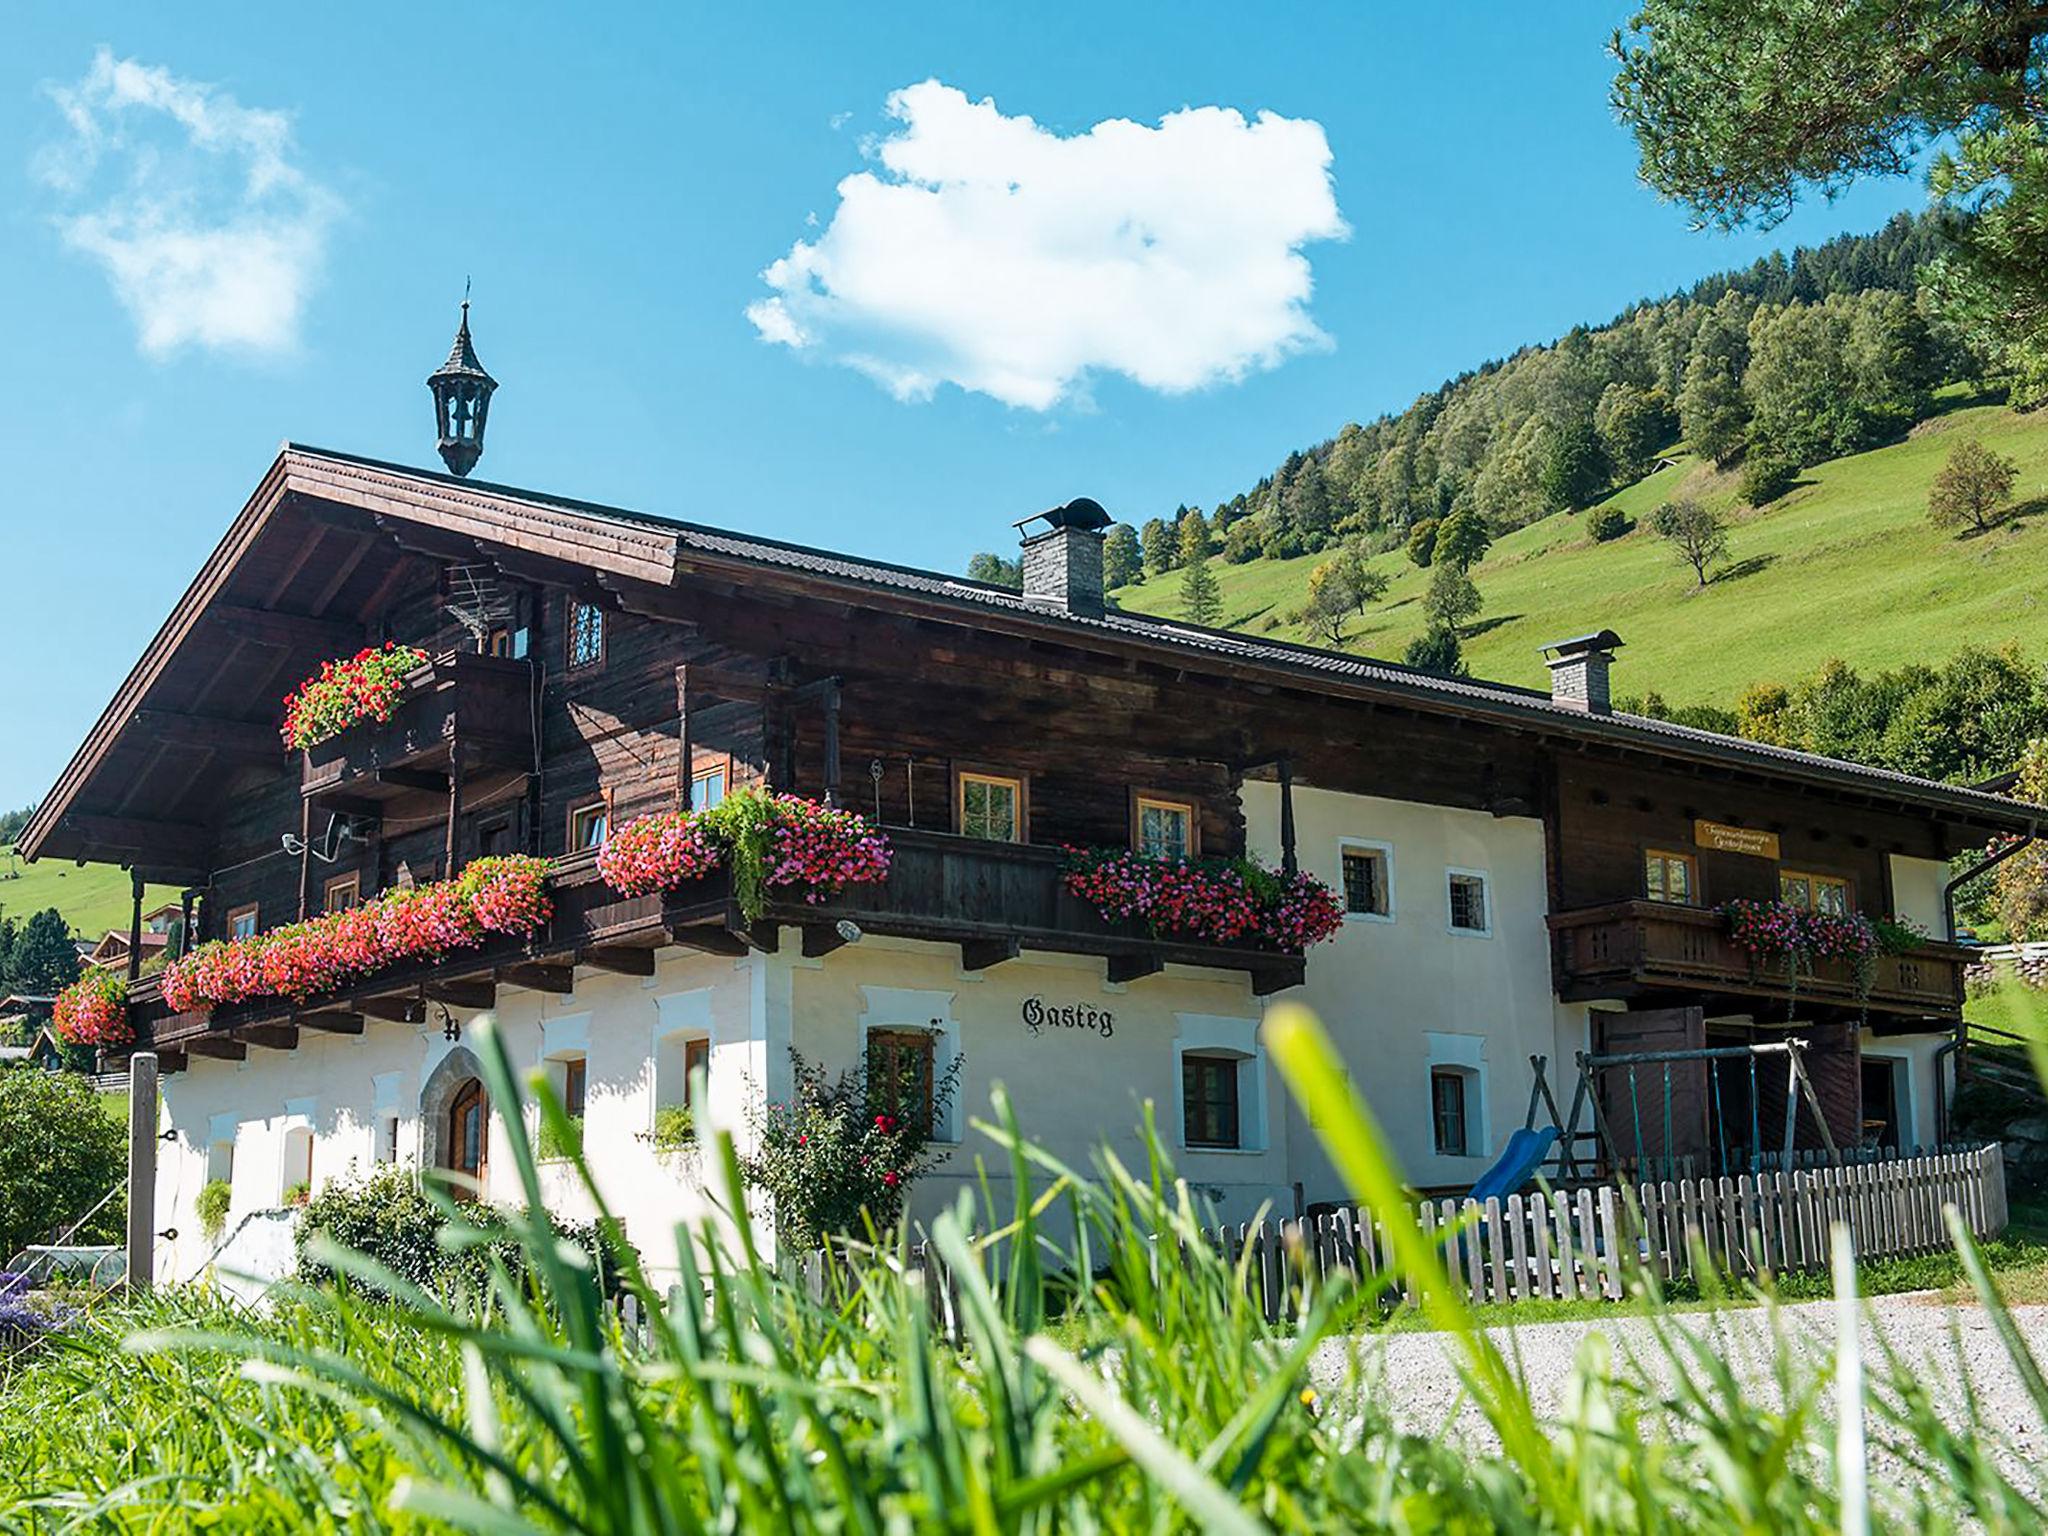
left=779, top=1144, right=2007, bottom=1336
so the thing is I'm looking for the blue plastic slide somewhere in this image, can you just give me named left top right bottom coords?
left=1465, top=1126, right=1558, bottom=1204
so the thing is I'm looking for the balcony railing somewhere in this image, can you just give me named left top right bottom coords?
left=301, top=651, right=535, bottom=805
left=126, top=829, right=1306, bottom=1065
left=1549, top=901, right=1967, bottom=1019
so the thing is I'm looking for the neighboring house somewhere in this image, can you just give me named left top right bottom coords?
left=18, top=435, right=2038, bottom=1288
left=0, top=1027, right=68, bottom=1072
left=84, top=928, right=169, bottom=972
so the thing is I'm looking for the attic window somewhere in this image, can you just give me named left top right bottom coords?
left=568, top=601, right=605, bottom=669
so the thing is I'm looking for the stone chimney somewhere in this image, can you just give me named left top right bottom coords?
left=1017, top=497, right=1113, bottom=617
left=1539, top=630, right=1624, bottom=714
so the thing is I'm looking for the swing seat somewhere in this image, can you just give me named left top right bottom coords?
left=1466, top=1127, right=1558, bottom=1204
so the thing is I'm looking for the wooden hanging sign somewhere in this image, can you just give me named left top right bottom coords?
left=1693, top=819, right=1780, bottom=859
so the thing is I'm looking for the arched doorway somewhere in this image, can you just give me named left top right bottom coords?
left=446, top=1078, right=488, bottom=1188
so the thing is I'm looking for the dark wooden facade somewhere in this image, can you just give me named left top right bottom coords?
left=21, top=448, right=2037, bottom=1094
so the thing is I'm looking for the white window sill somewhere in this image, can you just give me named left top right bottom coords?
left=1180, top=1144, right=1270, bottom=1157
left=1446, top=926, right=1492, bottom=939
left=1343, top=911, right=1395, bottom=926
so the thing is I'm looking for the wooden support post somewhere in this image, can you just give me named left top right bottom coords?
left=822, top=678, right=842, bottom=807
left=126, top=1051, right=158, bottom=1293
left=297, top=796, right=312, bottom=920
left=126, top=868, right=145, bottom=983
left=445, top=742, right=464, bottom=880
left=674, top=662, right=692, bottom=812
left=1277, top=755, right=1298, bottom=877
left=175, top=887, right=196, bottom=961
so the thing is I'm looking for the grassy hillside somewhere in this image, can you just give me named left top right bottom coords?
left=1113, top=398, right=2048, bottom=707
left=0, top=847, right=177, bottom=943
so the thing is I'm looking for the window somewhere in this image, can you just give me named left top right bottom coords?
left=447, top=1079, right=488, bottom=1188
left=1134, top=794, right=1196, bottom=860
left=569, top=801, right=608, bottom=852
left=867, top=1028, right=937, bottom=1138
left=375, top=1111, right=401, bottom=1165
left=227, top=903, right=259, bottom=942
left=1181, top=1053, right=1242, bottom=1149
left=476, top=814, right=515, bottom=859
left=1340, top=844, right=1391, bottom=918
left=1643, top=849, right=1698, bottom=905
left=958, top=771, right=1025, bottom=842
left=561, top=1056, right=587, bottom=1121
left=485, top=624, right=529, bottom=659
left=1447, top=870, right=1490, bottom=934
left=690, top=763, right=728, bottom=812
left=1431, top=1069, right=1469, bottom=1156
left=323, top=872, right=360, bottom=913
left=683, top=1037, right=710, bottom=1101
left=568, top=600, right=605, bottom=669
left=1780, top=870, right=1850, bottom=915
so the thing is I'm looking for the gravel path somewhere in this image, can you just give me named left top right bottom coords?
left=1309, top=1292, right=2048, bottom=1471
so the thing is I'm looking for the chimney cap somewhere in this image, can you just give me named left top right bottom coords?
left=1538, top=629, right=1624, bottom=660
left=1014, top=496, right=1113, bottom=535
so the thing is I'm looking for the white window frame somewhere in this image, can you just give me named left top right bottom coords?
left=536, top=1013, right=593, bottom=1156
left=278, top=1096, right=319, bottom=1204
left=371, top=1072, right=406, bottom=1166
left=1445, top=866, right=1492, bottom=938
left=1424, top=1031, right=1490, bottom=1161
left=652, top=987, right=716, bottom=1138
left=1337, top=837, right=1395, bottom=924
left=1172, top=1013, right=1268, bottom=1155
left=858, top=986, right=961, bottom=1145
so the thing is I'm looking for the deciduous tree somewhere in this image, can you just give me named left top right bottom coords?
left=1928, top=438, right=2020, bottom=533
left=1648, top=497, right=1730, bottom=588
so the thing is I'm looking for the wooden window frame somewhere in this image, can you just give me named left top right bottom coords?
left=1642, top=847, right=1700, bottom=906
left=566, top=598, right=606, bottom=672
left=1180, top=1052, right=1242, bottom=1150
left=561, top=1056, right=588, bottom=1121
left=226, top=902, right=260, bottom=942
left=866, top=1028, right=938, bottom=1139
left=567, top=794, right=612, bottom=853
left=323, top=871, right=362, bottom=913
left=689, top=754, right=733, bottom=813
left=683, top=1037, right=711, bottom=1107
left=1779, top=868, right=1853, bottom=915
left=954, top=766, right=1029, bottom=844
left=1430, top=1067, right=1469, bottom=1156
left=1131, top=791, right=1200, bottom=860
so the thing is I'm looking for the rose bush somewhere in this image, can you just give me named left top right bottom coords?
left=162, top=856, right=552, bottom=1015
left=52, top=969, right=132, bottom=1048
left=279, top=643, right=431, bottom=751
left=1062, top=850, right=1344, bottom=951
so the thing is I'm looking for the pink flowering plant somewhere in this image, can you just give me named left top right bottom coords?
left=597, top=788, right=891, bottom=922
left=279, top=642, right=431, bottom=751
left=1720, top=898, right=1892, bottom=1017
left=740, top=1048, right=960, bottom=1253
left=161, top=855, right=551, bottom=1015
left=1062, top=849, right=1344, bottom=952
left=52, top=969, right=132, bottom=1048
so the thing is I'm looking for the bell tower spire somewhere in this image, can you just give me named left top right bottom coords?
left=427, top=291, right=497, bottom=477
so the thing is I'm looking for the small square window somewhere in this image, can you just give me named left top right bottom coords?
left=1644, top=849, right=1698, bottom=905
left=958, top=771, right=1024, bottom=842
left=569, top=802, right=608, bottom=851
left=1341, top=846, right=1389, bottom=917
left=323, top=873, right=360, bottom=913
left=1135, top=795, right=1195, bottom=860
left=1431, top=1068, right=1469, bottom=1156
left=568, top=601, right=605, bottom=669
left=1181, top=1053, right=1241, bottom=1149
left=1447, top=872, right=1489, bottom=934
left=690, top=764, right=728, bottom=812
left=227, top=903, right=259, bottom=942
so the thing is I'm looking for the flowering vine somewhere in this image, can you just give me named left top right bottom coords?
left=598, top=789, right=891, bottom=921
left=1062, top=849, right=1344, bottom=952
left=162, top=856, right=551, bottom=1016
left=52, top=969, right=131, bottom=1048
left=279, top=643, right=431, bottom=751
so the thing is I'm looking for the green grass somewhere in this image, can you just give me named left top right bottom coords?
left=1115, top=398, right=2048, bottom=706
left=0, top=845, right=176, bottom=943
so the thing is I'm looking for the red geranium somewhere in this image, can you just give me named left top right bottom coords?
left=53, top=970, right=132, bottom=1048
left=279, top=642, right=431, bottom=751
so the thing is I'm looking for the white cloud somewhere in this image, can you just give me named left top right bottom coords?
left=747, top=81, right=1347, bottom=410
left=36, top=49, right=340, bottom=359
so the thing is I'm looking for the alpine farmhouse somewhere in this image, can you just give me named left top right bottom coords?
left=22, top=321, right=2040, bottom=1285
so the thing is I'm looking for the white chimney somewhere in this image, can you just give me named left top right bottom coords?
left=1540, top=630, right=1624, bottom=714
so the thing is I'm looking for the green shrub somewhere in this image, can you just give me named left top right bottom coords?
left=1739, top=450, right=1800, bottom=505
left=651, top=1104, right=695, bottom=1151
left=195, top=1179, right=231, bottom=1241
left=1586, top=502, right=1630, bottom=542
left=0, top=1066, right=125, bottom=1261
left=1404, top=516, right=1440, bottom=568
left=535, top=1113, right=582, bottom=1162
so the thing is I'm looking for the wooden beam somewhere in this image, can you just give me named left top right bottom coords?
left=500, top=962, right=575, bottom=995
left=130, top=709, right=281, bottom=761
left=960, top=937, right=1021, bottom=972
left=62, top=813, right=211, bottom=861
left=298, top=1011, right=365, bottom=1034
left=359, top=995, right=424, bottom=1023
left=579, top=945, right=656, bottom=976
left=424, top=978, right=495, bottom=1009
left=376, top=767, right=450, bottom=792
left=802, top=923, right=848, bottom=959
left=1107, top=954, right=1165, bottom=985
left=207, top=603, right=366, bottom=654
left=239, top=1023, right=300, bottom=1051
left=668, top=922, right=749, bottom=957
left=184, top=1035, right=247, bottom=1061
left=1252, top=958, right=1306, bottom=997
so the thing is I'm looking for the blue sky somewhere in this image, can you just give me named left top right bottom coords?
left=0, top=4, right=1925, bottom=811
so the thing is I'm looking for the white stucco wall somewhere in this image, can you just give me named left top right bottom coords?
left=1858, top=1028, right=1952, bottom=1151
left=1244, top=781, right=1574, bottom=1199
left=1887, top=854, right=1951, bottom=938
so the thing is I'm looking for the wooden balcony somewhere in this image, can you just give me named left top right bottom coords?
left=301, top=651, right=535, bottom=806
left=124, top=829, right=1305, bottom=1067
left=1549, top=901, right=1967, bottom=1021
